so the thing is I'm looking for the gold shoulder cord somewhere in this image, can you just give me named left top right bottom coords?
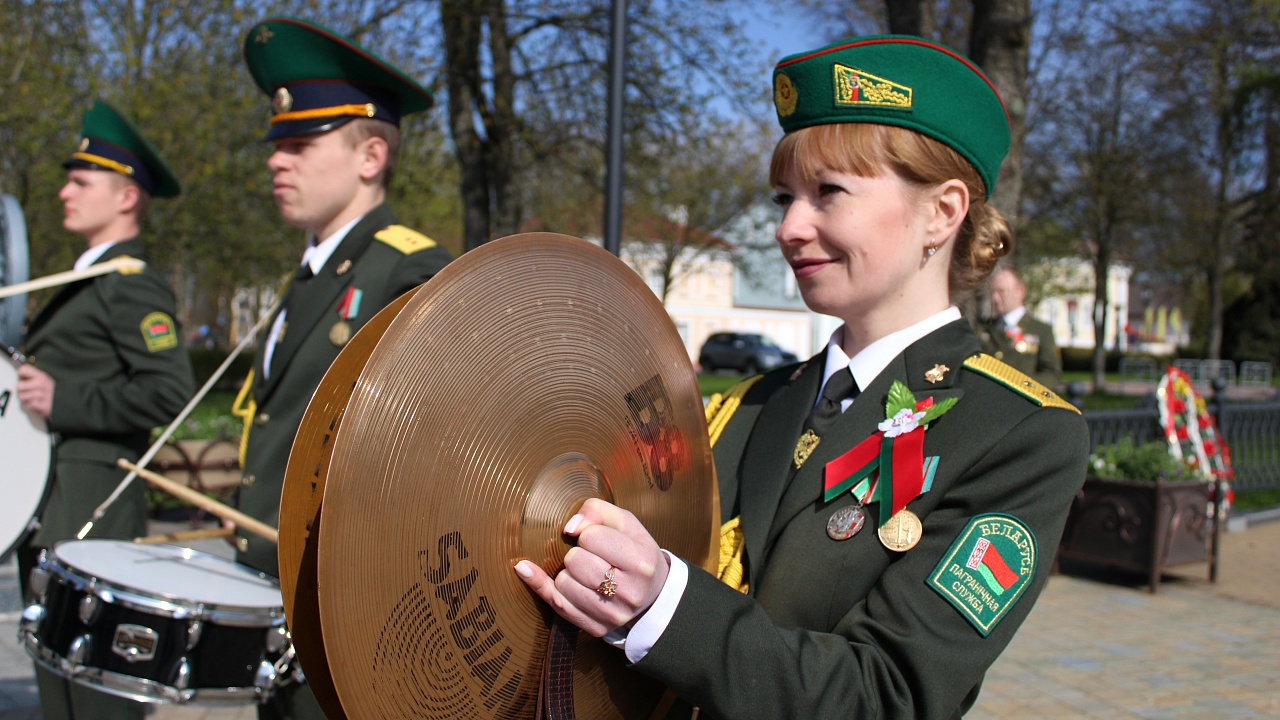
left=707, top=375, right=762, bottom=594
left=230, top=369, right=256, bottom=466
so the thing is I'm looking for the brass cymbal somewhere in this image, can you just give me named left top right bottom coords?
left=278, top=288, right=417, bottom=720
left=316, top=233, right=717, bottom=719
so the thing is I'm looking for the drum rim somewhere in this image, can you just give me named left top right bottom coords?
left=48, top=539, right=285, bottom=625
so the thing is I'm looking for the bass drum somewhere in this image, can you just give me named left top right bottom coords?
left=20, top=540, right=293, bottom=705
left=0, top=194, right=30, bottom=348
left=0, top=354, right=53, bottom=561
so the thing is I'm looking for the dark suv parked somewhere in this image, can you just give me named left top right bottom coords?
left=698, top=332, right=798, bottom=375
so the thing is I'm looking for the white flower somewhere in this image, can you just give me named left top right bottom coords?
left=879, top=408, right=924, bottom=438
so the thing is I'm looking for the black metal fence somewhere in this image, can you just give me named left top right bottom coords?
left=1082, top=400, right=1280, bottom=493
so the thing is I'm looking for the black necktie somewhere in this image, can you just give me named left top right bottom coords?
left=270, top=262, right=315, bottom=376
left=806, top=367, right=858, bottom=437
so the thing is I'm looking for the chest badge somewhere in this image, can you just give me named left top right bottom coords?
left=793, top=429, right=820, bottom=468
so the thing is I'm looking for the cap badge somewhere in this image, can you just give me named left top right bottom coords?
left=272, top=87, right=293, bottom=114
left=833, top=64, right=912, bottom=109
left=774, top=73, right=799, bottom=117
left=254, top=26, right=274, bottom=44
left=78, top=137, right=89, bottom=151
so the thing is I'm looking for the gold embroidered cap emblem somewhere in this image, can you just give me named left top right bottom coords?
left=925, top=364, right=949, bottom=384
left=793, top=429, right=821, bottom=468
left=833, top=64, right=912, bottom=109
left=774, top=72, right=799, bottom=117
left=272, top=87, right=293, bottom=115
left=78, top=137, right=89, bottom=151
left=254, top=26, right=274, bottom=44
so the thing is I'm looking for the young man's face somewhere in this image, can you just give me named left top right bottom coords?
left=267, top=128, right=366, bottom=236
left=58, top=168, right=130, bottom=239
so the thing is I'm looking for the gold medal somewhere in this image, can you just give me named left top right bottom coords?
left=793, top=429, right=820, bottom=468
left=878, top=509, right=922, bottom=552
left=329, top=321, right=352, bottom=346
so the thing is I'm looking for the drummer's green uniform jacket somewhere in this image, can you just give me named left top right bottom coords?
left=24, top=238, right=195, bottom=546
left=636, top=320, right=1089, bottom=719
left=235, top=204, right=452, bottom=576
left=977, top=313, right=1062, bottom=390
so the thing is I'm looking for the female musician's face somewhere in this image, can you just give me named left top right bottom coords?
left=266, top=127, right=365, bottom=238
left=773, top=165, right=930, bottom=324
left=58, top=169, right=130, bottom=239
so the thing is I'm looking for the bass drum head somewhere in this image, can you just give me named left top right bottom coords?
left=0, top=356, right=52, bottom=560
left=0, top=194, right=29, bottom=348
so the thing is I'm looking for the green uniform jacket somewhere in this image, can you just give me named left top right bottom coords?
left=24, top=238, right=195, bottom=546
left=977, top=313, right=1062, bottom=389
left=635, top=320, right=1088, bottom=719
left=235, top=204, right=452, bottom=575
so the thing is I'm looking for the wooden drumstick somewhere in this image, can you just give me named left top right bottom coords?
left=118, top=459, right=279, bottom=544
left=134, top=526, right=235, bottom=545
left=0, top=257, right=146, bottom=298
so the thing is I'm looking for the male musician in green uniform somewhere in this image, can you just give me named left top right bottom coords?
left=232, top=17, right=453, bottom=719
left=16, top=99, right=195, bottom=720
left=977, top=266, right=1063, bottom=389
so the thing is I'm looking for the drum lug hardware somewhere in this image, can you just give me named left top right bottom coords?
left=67, top=633, right=92, bottom=665
left=19, top=603, right=45, bottom=635
left=272, top=643, right=298, bottom=686
left=112, top=624, right=159, bottom=663
left=172, top=657, right=192, bottom=690
left=27, top=564, right=49, bottom=597
left=255, top=659, right=278, bottom=693
left=78, top=594, right=102, bottom=625
left=265, top=625, right=288, bottom=653
left=186, top=620, right=203, bottom=650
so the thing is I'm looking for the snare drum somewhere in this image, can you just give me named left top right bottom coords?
left=0, top=354, right=53, bottom=560
left=19, top=539, right=293, bottom=705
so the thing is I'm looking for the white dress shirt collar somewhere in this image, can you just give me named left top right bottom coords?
left=74, top=240, right=121, bottom=271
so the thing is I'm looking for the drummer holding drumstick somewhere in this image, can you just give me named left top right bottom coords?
left=517, top=36, right=1090, bottom=718
left=16, top=99, right=195, bottom=720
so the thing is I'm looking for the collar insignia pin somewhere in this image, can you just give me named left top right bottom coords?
left=925, top=364, right=949, bottom=384
left=336, top=259, right=352, bottom=276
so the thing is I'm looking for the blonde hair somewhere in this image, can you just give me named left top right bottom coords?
left=340, top=118, right=402, bottom=188
left=769, top=123, right=1011, bottom=299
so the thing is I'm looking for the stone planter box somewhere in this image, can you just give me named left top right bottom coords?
left=1056, top=476, right=1221, bottom=592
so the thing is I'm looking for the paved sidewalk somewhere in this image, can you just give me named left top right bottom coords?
left=3, top=521, right=1278, bottom=719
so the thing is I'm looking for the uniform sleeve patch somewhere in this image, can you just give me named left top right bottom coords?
left=141, top=312, right=178, bottom=352
left=375, top=225, right=438, bottom=254
left=927, top=513, right=1037, bottom=637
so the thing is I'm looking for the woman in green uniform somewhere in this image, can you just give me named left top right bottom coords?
left=517, top=35, right=1090, bottom=718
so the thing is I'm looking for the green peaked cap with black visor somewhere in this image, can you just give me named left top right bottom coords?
left=243, top=17, right=434, bottom=141
left=64, top=100, right=181, bottom=198
left=772, top=35, right=1011, bottom=198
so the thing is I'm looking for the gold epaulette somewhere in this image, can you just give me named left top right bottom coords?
left=114, top=255, right=144, bottom=275
left=962, top=353, right=1080, bottom=414
left=375, top=225, right=438, bottom=254
left=705, top=375, right=762, bottom=447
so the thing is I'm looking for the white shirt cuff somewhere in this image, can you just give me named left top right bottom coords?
left=602, top=550, right=689, bottom=664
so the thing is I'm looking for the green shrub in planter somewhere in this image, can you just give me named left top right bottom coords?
left=1089, top=438, right=1195, bottom=482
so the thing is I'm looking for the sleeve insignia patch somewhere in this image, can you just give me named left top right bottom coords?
left=141, top=312, right=178, bottom=352
left=375, top=225, right=438, bottom=254
left=927, top=513, right=1037, bottom=637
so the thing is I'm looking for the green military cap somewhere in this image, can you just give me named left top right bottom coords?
left=64, top=100, right=180, bottom=198
left=772, top=35, right=1010, bottom=197
left=243, top=17, right=433, bottom=141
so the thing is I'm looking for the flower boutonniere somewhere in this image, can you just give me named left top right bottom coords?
left=823, top=381, right=957, bottom=527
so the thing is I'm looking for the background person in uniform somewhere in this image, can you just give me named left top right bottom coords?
left=16, top=99, right=195, bottom=720
left=977, top=264, right=1063, bottom=389
left=231, top=17, right=454, bottom=720
left=516, top=36, right=1090, bottom=718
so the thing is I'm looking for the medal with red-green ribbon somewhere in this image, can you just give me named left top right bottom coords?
left=823, top=381, right=956, bottom=527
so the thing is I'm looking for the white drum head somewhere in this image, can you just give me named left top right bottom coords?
left=54, top=540, right=282, bottom=610
left=0, top=356, right=52, bottom=559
